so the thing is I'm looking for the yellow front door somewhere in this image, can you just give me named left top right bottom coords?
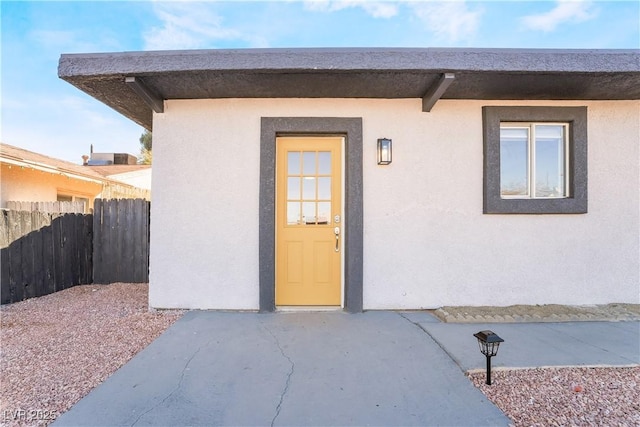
left=276, top=137, right=343, bottom=306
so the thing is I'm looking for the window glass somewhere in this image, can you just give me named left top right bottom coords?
left=499, top=123, right=567, bottom=199
left=302, top=202, right=316, bottom=224
left=500, top=128, right=529, bottom=197
left=287, top=177, right=300, bottom=200
left=285, top=148, right=336, bottom=226
left=318, top=152, right=331, bottom=174
left=287, top=202, right=300, bottom=225
left=287, top=152, right=300, bottom=175
left=534, top=125, right=566, bottom=198
left=318, top=177, right=331, bottom=200
left=303, top=152, right=316, bottom=175
left=302, top=177, right=316, bottom=200
left=317, top=202, right=331, bottom=224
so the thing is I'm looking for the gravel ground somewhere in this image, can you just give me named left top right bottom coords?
left=2, top=287, right=638, bottom=426
left=469, top=366, right=640, bottom=426
left=0, top=283, right=182, bottom=427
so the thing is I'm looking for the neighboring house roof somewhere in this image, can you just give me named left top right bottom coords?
left=0, top=143, right=148, bottom=193
left=58, top=47, right=640, bottom=130
left=88, top=164, right=151, bottom=177
left=1, top=142, right=106, bottom=184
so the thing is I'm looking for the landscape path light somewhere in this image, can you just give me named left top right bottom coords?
left=473, top=330, right=504, bottom=385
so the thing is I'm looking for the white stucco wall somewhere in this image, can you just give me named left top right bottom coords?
left=149, top=99, right=640, bottom=310
left=107, top=169, right=152, bottom=190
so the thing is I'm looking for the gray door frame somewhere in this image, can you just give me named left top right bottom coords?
left=259, top=117, right=363, bottom=312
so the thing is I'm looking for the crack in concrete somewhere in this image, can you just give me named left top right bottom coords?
left=397, top=312, right=466, bottom=372
left=265, top=327, right=295, bottom=427
left=130, top=345, right=204, bottom=426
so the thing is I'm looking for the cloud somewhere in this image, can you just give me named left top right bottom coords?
left=305, top=1, right=481, bottom=40
left=144, top=1, right=266, bottom=50
left=408, top=1, right=483, bottom=42
left=521, top=0, right=598, bottom=32
left=304, top=1, right=398, bottom=19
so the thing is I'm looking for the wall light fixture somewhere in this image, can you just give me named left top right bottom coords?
left=377, top=138, right=392, bottom=165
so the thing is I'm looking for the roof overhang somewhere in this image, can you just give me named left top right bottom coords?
left=58, top=48, right=640, bottom=130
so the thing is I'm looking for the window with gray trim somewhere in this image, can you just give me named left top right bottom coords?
left=483, top=106, right=588, bottom=214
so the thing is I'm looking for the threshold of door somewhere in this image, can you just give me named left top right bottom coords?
left=277, top=306, right=342, bottom=312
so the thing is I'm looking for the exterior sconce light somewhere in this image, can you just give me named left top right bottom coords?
left=473, top=330, right=504, bottom=385
left=377, top=138, right=392, bottom=165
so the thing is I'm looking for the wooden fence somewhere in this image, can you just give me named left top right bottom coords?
left=6, top=201, right=86, bottom=214
left=1, top=198, right=151, bottom=304
left=93, top=199, right=150, bottom=284
left=0, top=210, right=93, bottom=304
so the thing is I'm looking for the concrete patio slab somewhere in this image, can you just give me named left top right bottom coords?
left=54, top=311, right=510, bottom=426
left=417, top=321, right=640, bottom=371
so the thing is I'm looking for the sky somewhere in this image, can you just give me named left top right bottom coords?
left=1, top=0, right=639, bottom=164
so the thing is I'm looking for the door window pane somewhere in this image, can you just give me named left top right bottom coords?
left=288, top=152, right=300, bottom=175
left=302, top=177, right=316, bottom=200
left=318, top=177, right=331, bottom=200
left=500, top=128, right=529, bottom=197
left=303, top=152, right=316, bottom=175
left=318, top=152, right=331, bottom=174
left=287, top=202, right=301, bottom=225
left=302, top=202, right=316, bottom=224
left=284, top=146, right=336, bottom=226
left=534, top=125, right=566, bottom=198
left=287, top=177, right=300, bottom=200
left=317, top=202, right=331, bottom=225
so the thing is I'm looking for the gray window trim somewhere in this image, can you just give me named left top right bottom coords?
left=483, top=106, right=588, bottom=214
left=259, top=117, right=363, bottom=312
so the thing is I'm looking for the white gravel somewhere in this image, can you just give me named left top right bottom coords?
left=469, top=366, right=640, bottom=426
left=0, top=283, right=182, bottom=427
left=1, top=286, right=638, bottom=426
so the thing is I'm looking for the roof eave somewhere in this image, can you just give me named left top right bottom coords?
left=58, top=48, right=640, bottom=130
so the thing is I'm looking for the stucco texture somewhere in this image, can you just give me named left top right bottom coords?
left=149, top=99, right=639, bottom=310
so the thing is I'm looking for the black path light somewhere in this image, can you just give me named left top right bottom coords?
left=473, top=330, right=504, bottom=385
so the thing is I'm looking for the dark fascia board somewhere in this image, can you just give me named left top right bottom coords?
left=59, top=48, right=640, bottom=75
left=58, top=48, right=640, bottom=130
